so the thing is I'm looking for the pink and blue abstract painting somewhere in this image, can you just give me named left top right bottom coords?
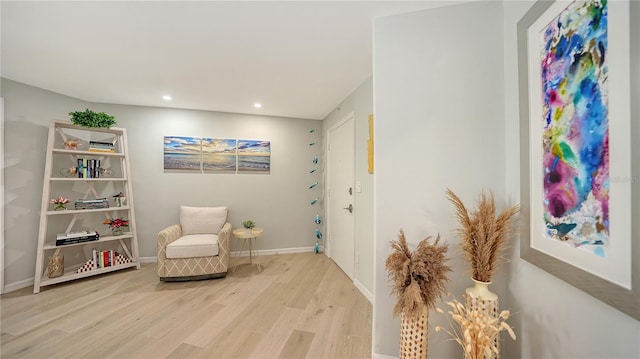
left=541, top=0, right=608, bottom=257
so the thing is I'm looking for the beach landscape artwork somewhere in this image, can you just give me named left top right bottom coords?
left=238, top=140, right=271, bottom=172
left=540, top=0, right=609, bottom=257
left=164, top=136, right=202, bottom=171
left=202, top=138, right=237, bottom=171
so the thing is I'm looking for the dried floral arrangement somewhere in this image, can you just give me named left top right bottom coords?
left=446, top=189, right=520, bottom=283
left=435, top=295, right=516, bottom=359
left=385, top=229, right=451, bottom=319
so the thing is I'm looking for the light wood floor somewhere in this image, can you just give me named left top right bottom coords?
left=1, top=253, right=372, bottom=359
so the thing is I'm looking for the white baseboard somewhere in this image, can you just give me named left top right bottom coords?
left=230, top=246, right=322, bottom=257
left=372, top=353, right=398, bottom=359
left=4, top=277, right=34, bottom=293
left=139, top=256, right=157, bottom=263
left=353, top=278, right=373, bottom=304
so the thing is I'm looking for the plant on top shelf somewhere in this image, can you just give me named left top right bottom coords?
left=69, top=109, right=117, bottom=128
left=242, top=220, right=256, bottom=230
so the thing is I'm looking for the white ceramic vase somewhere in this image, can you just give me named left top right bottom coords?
left=465, top=278, right=500, bottom=359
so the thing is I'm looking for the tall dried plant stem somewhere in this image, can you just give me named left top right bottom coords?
left=446, top=188, right=520, bottom=283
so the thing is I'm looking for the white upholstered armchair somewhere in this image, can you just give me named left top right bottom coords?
left=157, top=206, right=231, bottom=281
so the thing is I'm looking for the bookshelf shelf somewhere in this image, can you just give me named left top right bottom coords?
left=39, top=261, right=138, bottom=287
left=46, top=206, right=131, bottom=216
left=43, top=233, right=134, bottom=250
left=49, top=178, right=127, bottom=182
left=52, top=149, right=125, bottom=157
left=34, top=120, right=140, bottom=294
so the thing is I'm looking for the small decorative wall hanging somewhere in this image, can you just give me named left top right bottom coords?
left=308, top=128, right=322, bottom=253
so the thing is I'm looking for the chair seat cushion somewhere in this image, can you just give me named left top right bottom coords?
left=166, top=234, right=220, bottom=259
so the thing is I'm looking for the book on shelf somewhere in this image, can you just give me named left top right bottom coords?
left=74, top=198, right=109, bottom=210
left=56, top=231, right=99, bottom=246
left=76, top=158, right=102, bottom=179
left=88, top=141, right=115, bottom=153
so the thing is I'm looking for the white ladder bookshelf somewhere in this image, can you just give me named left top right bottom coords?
left=34, top=120, right=140, bottom=293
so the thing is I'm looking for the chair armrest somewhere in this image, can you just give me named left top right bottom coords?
left=157, top=224, right=182, bottom=254
left=218, top=222, right=231, bottom=265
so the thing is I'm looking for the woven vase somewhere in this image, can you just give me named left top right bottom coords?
left=465, top=279, right=499, bottom=359
left=399, top=306, right=428, bottom=359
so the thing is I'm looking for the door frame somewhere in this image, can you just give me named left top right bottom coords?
left=1, top=97, right=5, bottom=294
left=324, top=111, right=355, bottom=272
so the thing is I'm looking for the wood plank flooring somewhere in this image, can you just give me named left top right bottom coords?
left=1, top=253, right=372, bottom=359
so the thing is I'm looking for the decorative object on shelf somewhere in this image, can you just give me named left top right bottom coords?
left=446, top=188, right=520, bottom=358
left=309, top=182, right=318, bottom=189
left=435, top=295, right=516, bottom=359
left=312, top=155, right=318, bottom=164
left=315, top=213, right=321, bottom=224
left=63, top=139, right=80, bottom=150
left=242, top=220, right=256, bottom=233
left=69, top=108, right=117, bottom=128
left=386, top=229, right=451, bottom=359
left=104, top=217, right=129, bottom=236
left=47, top=254, right=64, bottom=278
left=113, top=192, right=126, bottom=207
left=50, top=196, right=70, bottom=211
left=310, top=198, right=318, bottom=205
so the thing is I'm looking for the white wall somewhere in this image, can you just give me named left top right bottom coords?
left=372, top=2, right=506, bottom=357
left=1, top=78, right=90, bottom=289
left=1, top=78, right=322, bottom=290
left=92, top=102, right=322, bottom=258
left=502, top=2, right=640, bottom=358
left=323, top=76, right=374, bottom=299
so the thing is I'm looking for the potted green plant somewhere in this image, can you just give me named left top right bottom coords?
left=242, top=220, right=256, bottom=233
left=69, top=109, right=117, bottom=128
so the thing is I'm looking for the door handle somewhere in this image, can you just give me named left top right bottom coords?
left=343, top=204, right=353, bottom=213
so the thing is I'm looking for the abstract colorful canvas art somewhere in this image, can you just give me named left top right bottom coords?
left=540, top=0, right=608, bottom=257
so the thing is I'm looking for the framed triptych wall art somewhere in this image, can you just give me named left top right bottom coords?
left=517, top=0, right=639, bottom=320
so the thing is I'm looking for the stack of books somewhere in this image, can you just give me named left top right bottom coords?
left=75, top=198, right=109, bottom=210
left=56, top=231, right=99, bottom=246
left=88, top=141, right=115, bottom=153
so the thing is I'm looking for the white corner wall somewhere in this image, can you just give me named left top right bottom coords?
left=502, top=2, right=640, bottom=358
left=323, top=76, right=374, bottom=299
left=373, top=2, right=505, bottom=357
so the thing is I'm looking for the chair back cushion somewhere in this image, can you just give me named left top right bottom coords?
left=180, top=206, right=228, bottom=235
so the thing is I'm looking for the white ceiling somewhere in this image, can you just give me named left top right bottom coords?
left=2, top=1, right=461, bottom=120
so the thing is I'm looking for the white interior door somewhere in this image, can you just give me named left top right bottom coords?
left=1, top=98, right=4, bottom=294
left=327, top=113, right=355, bottom=279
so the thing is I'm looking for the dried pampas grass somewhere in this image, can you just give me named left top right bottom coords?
left=446, top=188, right=520, bottom=283
left=435, top=295, right=516, bottom=359
left=386, top=229, right=451, bottom=319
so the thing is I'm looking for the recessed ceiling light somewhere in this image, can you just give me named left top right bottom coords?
left=254, top=103, right=262, bottom=108
left=162, top=95, right=172, bottom=101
